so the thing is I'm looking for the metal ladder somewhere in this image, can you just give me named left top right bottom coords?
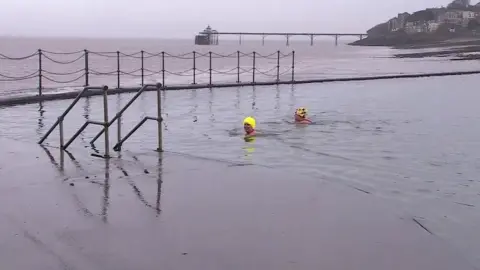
left=90, top=83, right=163, bottom=152
left=38, top=86, right=111, bottom=158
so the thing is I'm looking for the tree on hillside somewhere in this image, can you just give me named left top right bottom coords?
left=448, top=0, right=471, bottom=9
left=367, top=23, right=389, bottom=37
left=407, top=10, right=435, bottom=22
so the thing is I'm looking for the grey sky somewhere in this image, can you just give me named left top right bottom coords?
left=0, top=0, right=466, bottom=38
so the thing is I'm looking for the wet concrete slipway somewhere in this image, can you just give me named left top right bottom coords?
left=0, top=136, right=476, bottom=270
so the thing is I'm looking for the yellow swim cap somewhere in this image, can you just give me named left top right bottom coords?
left=295, top=107, right=308, bottom=117
left=243, top=116, right=256, bottom=129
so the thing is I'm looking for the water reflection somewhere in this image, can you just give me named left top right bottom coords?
left=114, top=153, right=163, bottom=215
left=38, top=145, right=164, bottom=222
left=288, top=84, right=296, bottom=114
left=156, top=154, right=163, bottom=216
left=64, top=149, right=87, bottom=173
left=83, top=96, right=90, bottom=121
left=235, top=87, right=240, bottom=109
left=80, top=97, right=90, bottom=143
left=274, top=85, right=281, bottom=112
left=40, top=145, right=64, bottom=174
left=189, top=90, right=198, bottom=124
left=36, top=101, right=45, bottom=137
left=251, top=86, right=257, bottom=111
left=243, top=137, right=256, bottom=162
left=101, top=158, right=110, bottom=223
left=90, top=142, right=101, bottom=154
left=208, top=88, right=215, bottom=125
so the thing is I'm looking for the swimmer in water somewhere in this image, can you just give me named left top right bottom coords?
left=243, top=116, right=256, bottom=138
left=294, top=107, right=312, bottom=124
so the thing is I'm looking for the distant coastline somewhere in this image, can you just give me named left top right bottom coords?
left=351, top=34, right=480, bottom=61
left=349, top=0, right=480, bottom=60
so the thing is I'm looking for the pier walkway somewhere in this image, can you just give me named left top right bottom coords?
left=200, top=31, right=368, bottom=46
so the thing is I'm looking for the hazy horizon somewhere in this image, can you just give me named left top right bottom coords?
left=0, top=0, right=468, bottom=38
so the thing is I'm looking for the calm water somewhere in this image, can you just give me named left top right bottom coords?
left=1, top=37, right=480, bottom=266
left=1, top=74, right=480, bottom=266
left=1, top=37, right=480, bottom=97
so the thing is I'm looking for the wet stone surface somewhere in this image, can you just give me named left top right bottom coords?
left=0, top=137, right=476, bottom=270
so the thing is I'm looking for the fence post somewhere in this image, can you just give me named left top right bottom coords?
left=291, top=51, right=295, bottom=82
left=209, top=51, right=212, bottom=86
left=161, top=52, right=165, bottom=87
left=84, top=50, right=89, bottom=87
left=116, top=51, right=120, bottom=88
left=141, top=50, right=144, bottom=86
left=38, top=49, right=43, bottom=96
left=252, top=52, right=256, bottom=84
left=236, top=51, right=240, bottom=83
left=276, top=50, right=280, bottom=83
left=192, top=51, right=196, bottom=84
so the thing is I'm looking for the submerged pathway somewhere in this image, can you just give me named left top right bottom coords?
left=0, top=137, right=475, bottom=270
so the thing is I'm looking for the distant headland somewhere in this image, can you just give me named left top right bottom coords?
left=350, top=0, right=480, bottom=49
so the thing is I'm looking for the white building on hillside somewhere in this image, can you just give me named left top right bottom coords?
left=461, top=11, right=476, bottom=27
left=405, top=20, right=441, bottom=33
left=427, top=21, right=440, bottom=32
left=440, top=10, right=464, bottom=25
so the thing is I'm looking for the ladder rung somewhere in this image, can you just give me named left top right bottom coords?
left=88, top=120, right=105, bottom=126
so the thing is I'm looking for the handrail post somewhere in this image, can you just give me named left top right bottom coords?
left=59, top=116, right=64, bottom=150
left=209, top=51, right=212, bottom=86
left=236, top=51, right=240, bottom=83
left=156, top=83, right=163, bottom=152
left=117, top=113, right=122, bottom=150
left=252, top=52, right=256, bottom=84
left=103, top=86, right=110, bottom=158
left=276, top=50, right=280, bottom=83
left=192, top=51, right=196, bottom=85
left=38, top=49, right=42, bottom=96
left=117, top=51, right=120, bottom=88
left=291, top=51, right=295, bottom=82
left=90, top=84, right=155, bottom=144
left=84, top=50, right=89, bottom=87
left=141, top=50, right=144, bottom=86
left=59, top=116, right=65, bottom=170
left=161, top=52, right=165, bottom=87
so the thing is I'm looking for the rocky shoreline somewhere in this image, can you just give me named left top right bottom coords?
left=393, top=44, right=480, bottom=60
left=351, top=35, right=480, bottom=61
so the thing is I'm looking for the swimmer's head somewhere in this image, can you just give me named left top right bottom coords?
left=243, top=116, right=256, bottom=134
left=295, top=107, right=308, bottom=118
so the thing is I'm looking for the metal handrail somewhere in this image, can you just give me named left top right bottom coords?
left=90, top=83, right=162, bottom=144
left=38, top=86, right=108, bottom=144
left=63, top=86, right=111, bottom=158
left=111, top=83, right=163, bottom=152
left=38, top=85, right=110, bottom=158
left=113, top=116, right=161, bottom=152
left=38, top=83, right=162, bottom=157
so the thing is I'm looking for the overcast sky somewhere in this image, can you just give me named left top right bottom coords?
left=0, top=0, right=466, bottom=38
